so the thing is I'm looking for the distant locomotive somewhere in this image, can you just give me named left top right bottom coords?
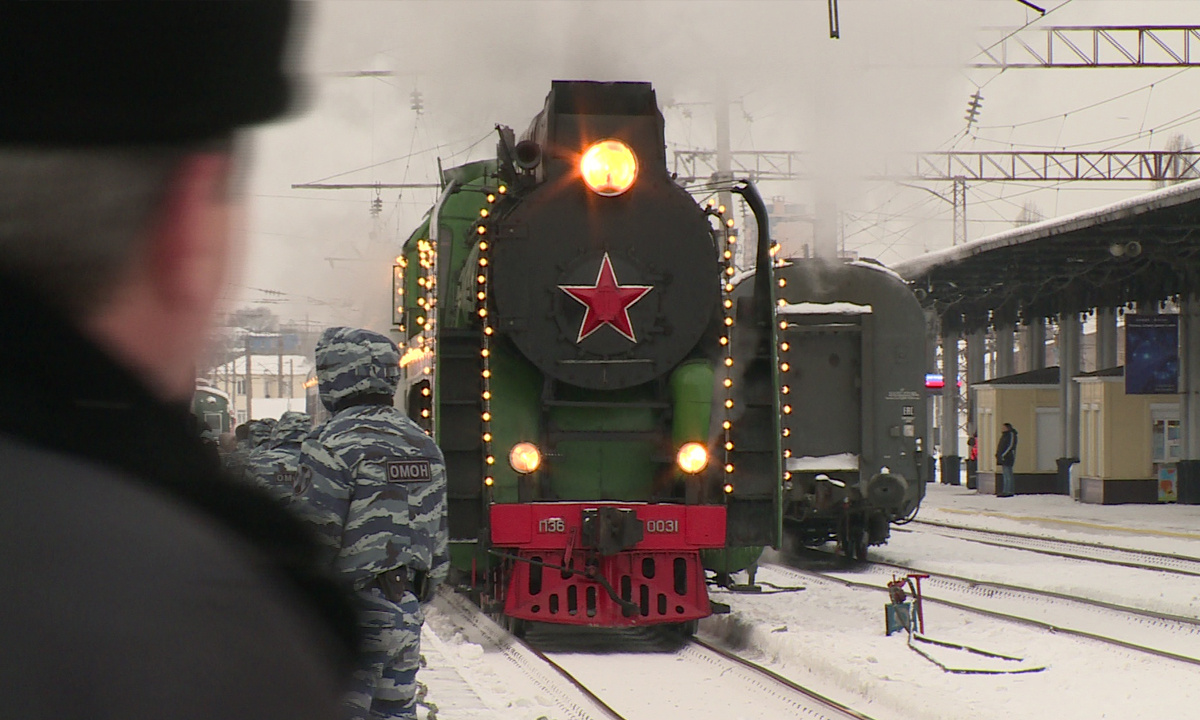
left=394, top=81, right=781, bottom=632
left=758, top=258, right=927, bottom=559
left=193, top=381, right=232, bottom=434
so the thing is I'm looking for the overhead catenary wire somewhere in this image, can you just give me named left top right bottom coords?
left=962, top=0, right=1078, bottom=95
left=974, top=68, right=1192, bottom=132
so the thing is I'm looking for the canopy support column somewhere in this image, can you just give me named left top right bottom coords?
left=994, top=323, right=1015, bottom=378
left=1180, top=295, right=1200, bottom=504
left=941, top=326, right=960, bottom=485
left=1023, top=318, right=1046, bottom=371
left=1058, top=309, right=1081, bottom=498
left=1096, top=307, right=1118, bottom=370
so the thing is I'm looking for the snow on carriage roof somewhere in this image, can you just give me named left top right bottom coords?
left=786, top=453, right=861, bottom=471
left=778, top=302, right=873, bottom=316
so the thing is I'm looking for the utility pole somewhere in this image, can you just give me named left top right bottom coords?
left=277, top=333, right=285, bottom=400
left=244, top=335, right=253, bottom=422
left=952, top=177, right=967, bottom=246
left=715, top=86, right=737, bottom=266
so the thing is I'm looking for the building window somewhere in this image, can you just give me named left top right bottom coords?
left=236, top=379, right=245, bottom=395
left=1152, top=419, right=1181, bottom=463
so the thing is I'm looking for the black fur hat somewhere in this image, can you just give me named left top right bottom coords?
left=0, top=1, right=298, bottom=145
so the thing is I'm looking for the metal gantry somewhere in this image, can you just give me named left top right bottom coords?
left=672, top=150, right=1200, bottom=184
left=973, top=26, right=1200, bottom=68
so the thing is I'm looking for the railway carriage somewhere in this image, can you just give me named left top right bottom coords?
left=760, top=258, right=928, bottom=559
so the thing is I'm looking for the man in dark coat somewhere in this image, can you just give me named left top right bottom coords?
left=996, top=422, right=1019, bottom=497
left=0, top=4, right=358, bottom=719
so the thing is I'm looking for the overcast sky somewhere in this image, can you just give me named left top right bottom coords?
left=233, top=0, right=1200, bottom=331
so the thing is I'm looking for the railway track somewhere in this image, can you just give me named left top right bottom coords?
left=429, top=590, right=878, bottom=720
left=425, top=591, right=620, bottom=720
left=768, top=556, right=1200, bottom=667
left=898, top=519, right=1200, bottom=577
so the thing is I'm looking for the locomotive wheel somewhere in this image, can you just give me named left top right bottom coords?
left=673, top=620, right=699, bottom=638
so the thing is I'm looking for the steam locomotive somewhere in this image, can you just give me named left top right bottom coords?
left=393, top=81, right=781, bottom=632
left=761, top=258, right=927, bottom=559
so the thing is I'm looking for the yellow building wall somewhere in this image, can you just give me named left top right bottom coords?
left=976, top=387, right=997, bottom=473
left=975, top=385, right=1058, bottom=475
left=1079, top=381, right=1105, bottom=478
left=1102, top=382, right=1158, bottom=480
left=1078, top=379, right=1180, bottom=481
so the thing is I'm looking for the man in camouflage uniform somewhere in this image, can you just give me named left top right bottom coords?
left=249, top=417, right=275, bottom=449
left=245, top=410, right=311, bottom=504
left=297, top=327, right=449, bottom=720
left=224, top=423, right=253, bottom=477
left=226, top=418, right=273, bottom=478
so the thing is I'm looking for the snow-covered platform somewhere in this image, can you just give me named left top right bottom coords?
left=919, top=482, right=1200, bottom=552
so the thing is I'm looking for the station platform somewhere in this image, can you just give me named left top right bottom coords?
left=918, top=481, right=1200, bottom=546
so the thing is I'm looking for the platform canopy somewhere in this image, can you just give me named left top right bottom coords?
left=894, top=179, right=1200, bottom=333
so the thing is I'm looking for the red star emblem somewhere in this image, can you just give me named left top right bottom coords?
left=559, top=253, right=653, bottom=343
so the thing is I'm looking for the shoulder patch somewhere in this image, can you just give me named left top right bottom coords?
left=387, top=459, right=433, bottom=482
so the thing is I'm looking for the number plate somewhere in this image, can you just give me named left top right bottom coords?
left=644, top=519, right=678, bottom=534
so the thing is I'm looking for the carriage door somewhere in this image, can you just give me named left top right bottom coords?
left=787, top=318, right=863, bottom=476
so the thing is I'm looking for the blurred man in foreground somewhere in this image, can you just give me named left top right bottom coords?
left=0, top=4, right=357, bottom=718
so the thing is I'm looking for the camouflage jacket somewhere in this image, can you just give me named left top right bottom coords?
left=223, top=439, right=252, bottom=479
left=296, top=405, right=449, bottom=592
left=245, top=412, right=312, bottom=505
left=246, top=442, right=303, bottom=505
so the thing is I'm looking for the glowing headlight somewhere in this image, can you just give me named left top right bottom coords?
left=509, top=442, right=541, bottom=474
left=580, top=139, right=637, bottom=196
left=677, top=442, right=709, bottom=474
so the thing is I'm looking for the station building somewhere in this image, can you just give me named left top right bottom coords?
left=896, top=180, right=1200, bottom=505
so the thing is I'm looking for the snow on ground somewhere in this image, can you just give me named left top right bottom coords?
left=703, top=484, right=1200, bottom=720
left=917, top=483, right=1200, bottom=555
left=419, top=485, right=1200, bottom=719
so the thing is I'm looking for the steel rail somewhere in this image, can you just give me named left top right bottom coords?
left=691, top=638, right=879, bottom=720
left=437, top=591, right=626, bottom=720
left=772, top=560, right=1200, bottom=669
left=524, top=648, right=628, bottom=720
left=447, top=589, right=877, bottom=720
left=899, top=520, right=1200, bottom=578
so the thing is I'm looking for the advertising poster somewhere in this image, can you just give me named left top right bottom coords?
left=1125, top=314, right=1179, bottom=395
left=1158, top=464, right=1178, bottom=503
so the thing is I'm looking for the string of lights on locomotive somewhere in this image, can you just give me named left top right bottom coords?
left=390, top=81, right=781, bottom=630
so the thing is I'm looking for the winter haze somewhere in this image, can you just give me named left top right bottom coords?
left=236, top=0, right=1200, bottom=331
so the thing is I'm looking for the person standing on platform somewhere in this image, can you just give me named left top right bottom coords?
left=297, top=327, right=450, bottom=720
left=996, top=422, right=1018, bottom=497
left=0, top=4, right=359, bottom=718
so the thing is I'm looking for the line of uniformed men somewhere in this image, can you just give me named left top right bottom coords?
left=213, top=326, right=449, bottom=720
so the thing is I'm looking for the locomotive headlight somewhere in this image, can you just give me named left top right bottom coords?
left=580, top=139, right=637, bottom=196
left=509, top=442, right=541, bottom=474
left=677, top=442, right=709, bottom=474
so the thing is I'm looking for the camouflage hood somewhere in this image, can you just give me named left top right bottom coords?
left=314, top=326, right=401, bottom=411
left=247, top=418, right=275, bottom=448
left=270, top=411, right=311, bottom=446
